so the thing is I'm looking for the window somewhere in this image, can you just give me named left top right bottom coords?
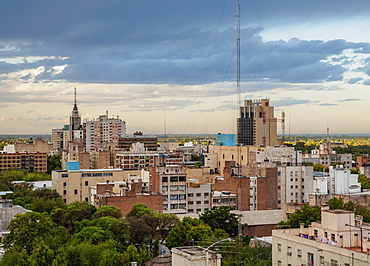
left=320, top=256, right=325, bottom=264
left=170, top=185, right=178, bottom=191
left=196, top=201, right=201, bottom=204
left=63, top=182, right=67, bottom=187
left=331, top=234, right=335, bottom=241
left=196, top=208, right=201, bottom=212
left=308, top=252, right=314, bottom=264
left=331, top=259, right=338, bottom=266
left=188, top=209, right=194, bottom=212
left=179, top=194, right=186, bottom=200
left=178, top=185, right=186, bottom=191
left=85, top=181, right=88, bottom=186
left=297, top=249, right=302, bottom=258
left=188, top=201, right=194, bottom=205
left=170, top=176, right=178, bottom=182
left=204, top=200, right=209, bottom=204
left=179, top=176, right=186, bottom=182
left=287, top=246, right=292, bottom=256
left=63, top=190, right=67, bottom=196
left=61, top=174, right=68, bottom=178
left=179, top=203, right=186, bottom=209
left=163, top=195, right=168, bottom=201
left=162, top=176, right=168, bottom=182
left=170, top=195, right=178, bottom=200
left=170, top=204, right=178, bottom=209
left=188, top=193, right=194, bottom=197
left=163, top=204, right=168, bottom=210
left=196, top=193, right=201, bottom=197
left=278, top=261, right=281, bottom=266
left=85, top=197, right=88, bottom=202
left=204, top=192, right=209, bottom=197
left=277, top=243, right=281, bottom=252
left=314, top=229, right=318, bottom=237
left=162, top=186, right=168, bottom=192
left=74, top=189, right=78, bottom=195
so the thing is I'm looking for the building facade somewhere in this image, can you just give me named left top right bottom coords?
left=237, top=99, right=277, bottom=147
left=273, top=209, right=370, bottom=265
left=85, top=111, right=126, bottom=152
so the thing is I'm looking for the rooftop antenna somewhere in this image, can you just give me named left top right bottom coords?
left=74, top=87, right=77, bottom=105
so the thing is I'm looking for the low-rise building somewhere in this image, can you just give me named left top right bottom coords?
left=273, top=208, right=370, bottom=265
left=0, top=152, right=47, bottom=173
left=52, top=168, right=147, bottom=204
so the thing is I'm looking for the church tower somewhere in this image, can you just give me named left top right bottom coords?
left=70, top=87, right=82, bottom=131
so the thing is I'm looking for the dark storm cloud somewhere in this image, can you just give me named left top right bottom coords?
left=0, top=0, right=370, bottom=87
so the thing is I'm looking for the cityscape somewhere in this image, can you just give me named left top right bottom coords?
left=2, top=0, right=370, bottom=265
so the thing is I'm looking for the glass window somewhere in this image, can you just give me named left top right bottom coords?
left=162, top=176, right=168, bottom=182
left=179, top=203, right=186, bottom=209
left=179, top=176, right=186, bottom=182
left=196, top=193, right=201, bottom=197
left=170, top=185, right=178, bottom=191
left=204, top=192, right=209, bottom=197
left=163, top=195, right=168, bottom=201
left=170, top=204, right=178, bottom=209
left=188, top=193, right=194, bottom=197
left=170, top=176, right=178, bottom=182
left=287, top=246, right=292, bottom=256
left=74, top=189, right=78, bottom=195
left=170, top=195, right=178, bottom=200
left=178, top=185, right=186, bottom=191
left=297, top=249, right=302, bottom=258
left=196, top=201, right=201, bottom=204
left=162, top=186, right=168, bottom=192
left=163, top=204, right=168, bottom=210
left=179, top=194, right=186, bottom=200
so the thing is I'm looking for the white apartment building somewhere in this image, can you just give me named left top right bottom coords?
left=159, top=166, right=187, bottom=214
left=329, top=165, right=361, bottom=195
left=273, top=209, right=370, bottom=265
left=85, top=111, right=126, bottom=152
left=277, top=165, right=314, bottom=208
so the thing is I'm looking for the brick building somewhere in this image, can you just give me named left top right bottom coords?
left=0, top=152, right=47, bottom=173
left=214, top=161, right=278, bottom=211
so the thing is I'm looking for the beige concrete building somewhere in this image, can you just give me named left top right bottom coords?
left=187, top=183, right=212, bottom=213
left=273, top=209, right=370, bottom=266
left=171, top=246, right=221, bottom=266
left=14, top=138, right=53, bottom=154
left=85, top=111, right=126, bottom=152
left=209, top=145, right=263, bottom=175
left=237, top=98, right=277, bottom=147
left=52, top=168, right=146, bottom=203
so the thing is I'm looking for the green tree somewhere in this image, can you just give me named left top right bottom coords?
left=3, top=212, right=54, bottom=254
left=92, top=206, right=122, bottom=219
left=47, top=155, right=62, bottom=174
left=278, top=204, right=321, bottom=228
left=313, top=164, right=328, bottom=172
left=358, top=174, right=370, bottom=189
left=166, top=217, right=227, bottom=249
left=200, top=206, right=241, bottom=236
left=126, top=203, right=154, bottom=218
left=327, top=197, right=344, bottom=210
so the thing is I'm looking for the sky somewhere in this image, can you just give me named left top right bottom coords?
left=1, top=0, right=370, bottom=135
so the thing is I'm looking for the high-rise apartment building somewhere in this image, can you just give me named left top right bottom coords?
left=237, top=99, right=277, bottom=147
left=85, top=111, right=126, bottom=152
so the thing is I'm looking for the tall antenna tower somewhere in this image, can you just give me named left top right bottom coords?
left=74, top=87, right=77, bottom=105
